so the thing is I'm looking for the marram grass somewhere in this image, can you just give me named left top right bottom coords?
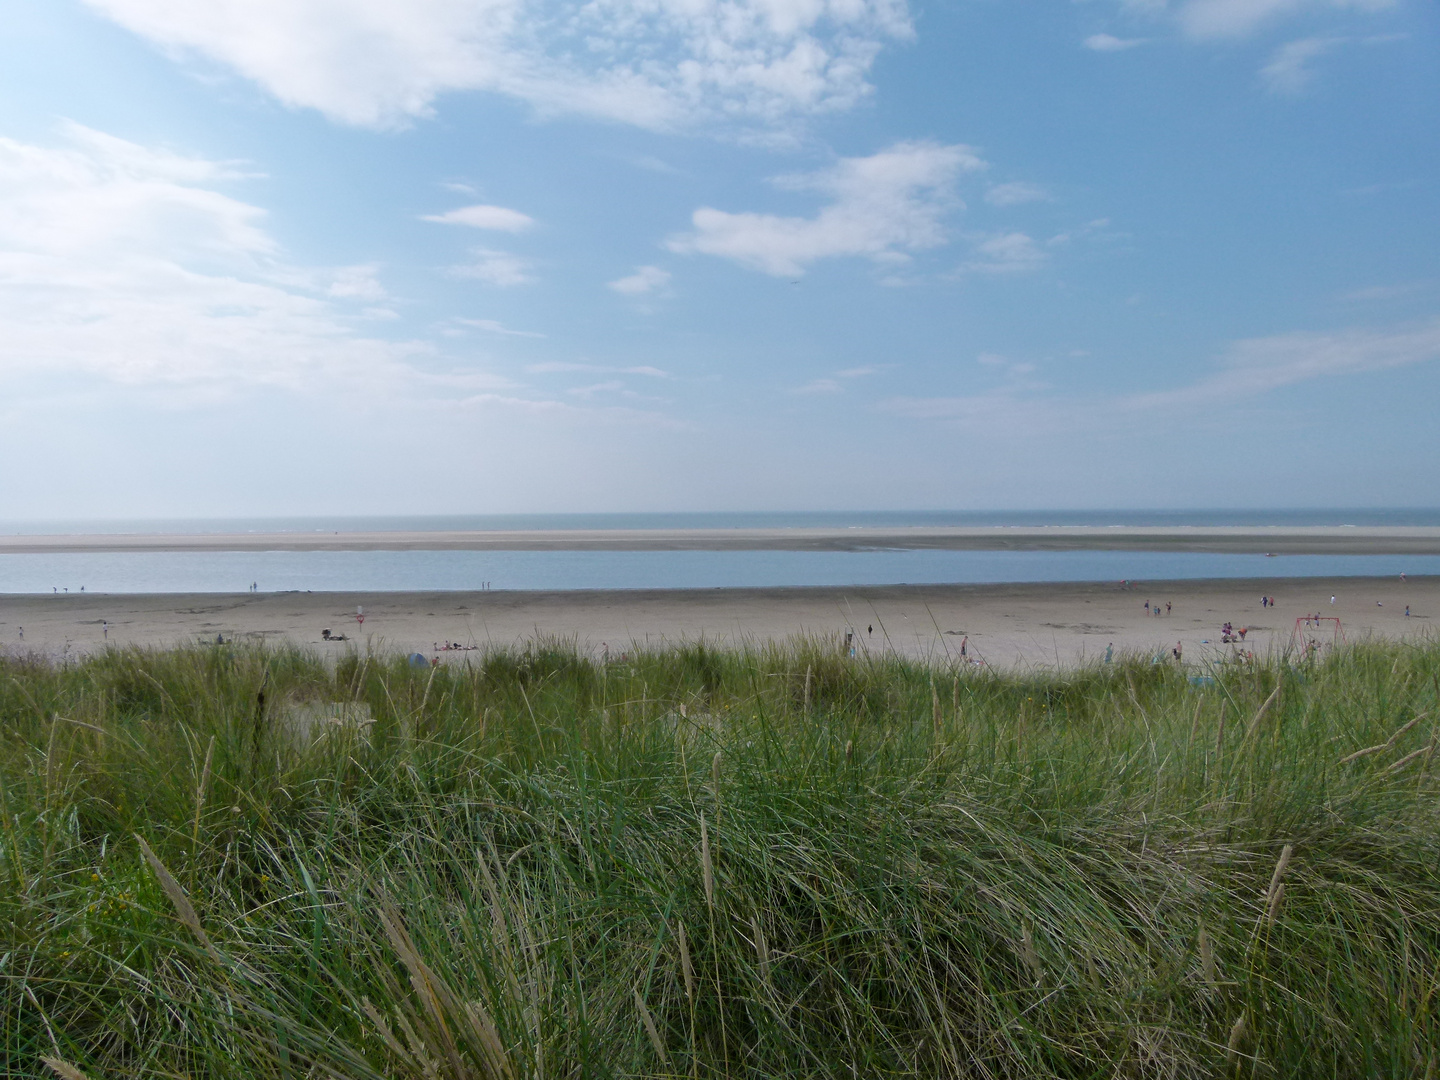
left=1, top=638, right=1438, bottom=1078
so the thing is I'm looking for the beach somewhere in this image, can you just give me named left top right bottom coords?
left=2, top=575, right=1432, bottom=667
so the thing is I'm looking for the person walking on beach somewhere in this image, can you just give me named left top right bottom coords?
left=1166, top=602, right=1171, bottom=615
left=102, top=620, right=107, bottom=639
left=1104, top=642, right=1114, bottom=663
left=1330, top=596, right=1335, bottom=605
left=1144, top=601, right=1150, bottom=614
left=960, top=636, right=968, bottom=659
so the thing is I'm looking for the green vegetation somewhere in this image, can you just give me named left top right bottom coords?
left=2, top=638, right=1438, bottom=1078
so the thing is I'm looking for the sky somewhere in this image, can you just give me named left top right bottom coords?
left=0, top=0, right=1437, bottom=519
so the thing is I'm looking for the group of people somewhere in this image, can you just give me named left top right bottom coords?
left=1220, top=621, right=1247, bottom=643
left=436, top=641, right=477, bottom=652
left=1143, top=601, right=1172, bottom=616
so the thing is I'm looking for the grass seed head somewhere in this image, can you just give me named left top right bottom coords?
left=700, top=814, right=714, bottom=910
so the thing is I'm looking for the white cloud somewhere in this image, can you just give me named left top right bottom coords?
left=423, top=203, right=534, bottom=231
left=527, top=361, right=670, bottom=377
left=1177, top=0, right=1393, bottom=40
left=568, top=379, right=626, bottom=396
left=960, top=232, right=1047, bottom=275
left=790, top=378, right=842, bottom=395
left=984, top=181, right=1049, bottom=207
left=81, top=0, right=914, bottom=132
left=1125, top=319, right=1440, bottom=408
left=452, top=248, right=536, bottom=286
left=1260, top=36, right=1340, bottom=93
left=609, top=265, right=671, bottom=295
left=455, top=317, right=545, bottom=337
left=667, top=141, right=984, bottom=277
left=0, top=123, right=472, bottom=396
left=1083, top=33, right=1145, bottom=51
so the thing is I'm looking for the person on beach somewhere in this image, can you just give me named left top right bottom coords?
left=1105, top=643, right=1114, bottom=663
left=1262, top=596, right=1267, bottom=608
left=1144, top=601, right=1150, bottom=614
left=1173, top=641, right=1182, bottom=660
left=960, top=636, right=968, bottom=658
left=1166, top=602, right=1172, bottom=615
left=102, top=621, right=107, bottom=639
left=1406, top=606, right=1411, bottom=617
left=1331, top=596, right=1335, bottom=605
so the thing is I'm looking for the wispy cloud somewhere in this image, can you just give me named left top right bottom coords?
left=452, top=248, right=535, bottom=286
left=422, top=203, right=534, bottom=231
left=81, top=0, right=915, bottom=134
left=1083, top=33, right=1145, bottom=51
left=609, top=265, right=671, bottom=295
left=960, top=232, right=1047, bottom=275
left=1177, top=0, right=1395, bottom=41
left=1261, top=37, right=1341, bottom=94
left=455, top=317, right=545, bottom=337
left=1124, top=319, right=1440, bottom=408
left=984, top=181, right=1049, bottom=207
left=526, top=361, right=670, bottom=378
left=788, top=366, right=879, bottom=395
left=668, top=141, right=985, bottom=277
left=881, top=320, right=1440, bottom=432
left=0, top=122, right=472, bottom=397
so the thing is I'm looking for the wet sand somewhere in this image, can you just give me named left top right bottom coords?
left=2, top=577, right=1434, bottom=668
left=4, top=526, right=1440, bottom=555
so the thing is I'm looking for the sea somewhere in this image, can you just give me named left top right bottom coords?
left=1, top=511, right=1437, bottom=595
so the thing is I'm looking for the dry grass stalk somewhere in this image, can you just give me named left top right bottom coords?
left=676, top=920, right=695, bottom=1000
left=751, top=914, right=771, bottom=984
left=1383, top=738, right=1436, bottom=775
left=1020, top=921, right=1042, bottom=984
left=377, top=901, right=513, bottom=1080
left=711, top=750, right=723, bottom=823
left=1263, top=843, right=1294, bottom=929
left=803, top=665, right=812, bottom=714
left=192, top=734, right=215, bottom=849
left=1215, top=699, right=1227, bottom=762
left=700, top=814, right=714, bottom=911
left=634, top=988, right=672, bottom=1069
left=1339, top=714, right=1426, bottom=765
left=135, top=834, right=221, bottom=963
left=1199, top=926, right=1216, bottom=986
left=1265, top=882, right=1286, bottom=929
left=1244, top=681, right=1282, bottom=742
left=1225, top=1013, right=1247, bottom=1064
left=932, top=681, right=942, bottom=737
left=361, top=996, right=422, bottom=1071
left=41, top=1059, right=93, bottom=1080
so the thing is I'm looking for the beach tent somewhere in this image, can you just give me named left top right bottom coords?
left=408, top=652, right=429, bottom=667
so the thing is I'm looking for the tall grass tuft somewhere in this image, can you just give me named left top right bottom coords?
left=1, top=637, right=1438, bottom=1077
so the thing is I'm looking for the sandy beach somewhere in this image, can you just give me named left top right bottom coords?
left=1, top=576, right=1433, bottom=668
left=4, top=525, right=1440, bottom=555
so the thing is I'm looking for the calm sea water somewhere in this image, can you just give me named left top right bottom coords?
left=4, top=509, right=1440, bottom=535
left=2, top=549, right=1436, bottom=595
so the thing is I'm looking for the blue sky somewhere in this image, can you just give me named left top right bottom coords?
left=1, top=0, right=1436, bottom=517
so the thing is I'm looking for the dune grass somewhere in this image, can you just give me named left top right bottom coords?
left=1, top=636, right=1438, bottom=1078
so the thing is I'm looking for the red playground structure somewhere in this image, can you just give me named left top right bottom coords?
left=1290, top=615, right=1345, bottom=653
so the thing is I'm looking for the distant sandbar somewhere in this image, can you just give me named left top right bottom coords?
left=3, top=525, right=1440, bottom=555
